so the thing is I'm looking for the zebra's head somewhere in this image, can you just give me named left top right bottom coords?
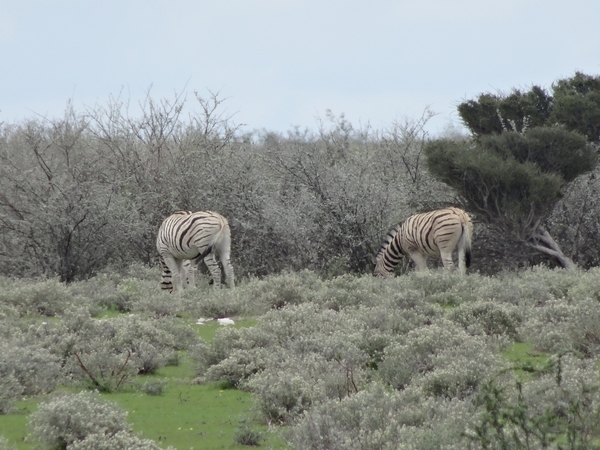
left=373, top=255, right=393, bottom=278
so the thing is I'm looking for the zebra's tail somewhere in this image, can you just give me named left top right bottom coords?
left=211, top=221, right=235, bottom=288
left=458, top=216, right=473, bottom=269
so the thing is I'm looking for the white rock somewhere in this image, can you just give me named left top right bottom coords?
left=217, top=318, right=235, bottom=326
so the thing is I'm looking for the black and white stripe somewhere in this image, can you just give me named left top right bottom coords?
left=373, top=207, right=473, bottom=277
left=156, top=210, right=235, bottom=292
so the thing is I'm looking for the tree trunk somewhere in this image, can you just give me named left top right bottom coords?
left=528, top=225, right=577, bottom=269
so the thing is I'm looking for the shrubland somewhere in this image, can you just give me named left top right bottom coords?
left=1, top=266, right=600, bottom=448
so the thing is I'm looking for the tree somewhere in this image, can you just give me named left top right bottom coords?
left=425, top=73, right=600, bottom=269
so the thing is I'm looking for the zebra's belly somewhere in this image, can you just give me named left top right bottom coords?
left=405, top=242, right=440, bottom=257
left=169, top=249, right=201, bottom=260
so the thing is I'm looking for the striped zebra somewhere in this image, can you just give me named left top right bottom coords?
left=156, top=210, right=235, bottom=293
left=373, top=207, right=473, bottom=277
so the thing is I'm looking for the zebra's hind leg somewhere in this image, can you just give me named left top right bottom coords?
left=183, top=259, right=199, bottom=288
left=439, top=251, right=456, bottom=273
left=162, top=255, right=185, bottom=293
left=204, top=252, right=222, bottom=289
left=220, top=252, right=235, bottom=289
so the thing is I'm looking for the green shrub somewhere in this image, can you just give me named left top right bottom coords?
left=522, top=296, right=600, bottom=357
left=287, top=383, right=474, bottom=450
left=0, top=278, right=89, bottom=317
left=0, top=340, right=63, bottom=396
left=241, top=270, right=323, bottom=311
left=140, top=379, right=168, bottom=396
left=0, top=374, right=23, bottom=414
left=233, top=418, right=265, bottom=447
left=68, top=430, right=174, bottom=450
left=449, top=301, right=522, bottom=339
left=28, top=391, right=130, bottom=449
left=466, top=353, right=600, bottom=449
left=0, top=436, right=16, bottom=450
left=379, top=320, right=505, bottom=395
left=59, top=314, right=191, bottom=391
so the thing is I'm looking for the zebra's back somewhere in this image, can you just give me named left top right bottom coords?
left=156, top=210, right=229, bottom=260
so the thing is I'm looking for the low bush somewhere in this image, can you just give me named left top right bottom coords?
left=448, top=300, right=522, bottom=339
left=68, top=430, right=174, bottom=450
left=0, top=278, right=91, bottom=317
left=0, top=374, right=23, bottom=415
left=28, top=391, right=130, bottom=449
left=0, top=436, right=16, bottom=450
left=379, top=320, right=505, bottom=394
left=140, top=379, right=168, bottom=396
left=233, top=417, right=265, bottom=447
left=0, top=340, right=63, bottom=396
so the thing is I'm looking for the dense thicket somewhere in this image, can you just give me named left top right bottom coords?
left=1, top=80, right=599, bottom=282
left=0, top=97, right=455, bottom=281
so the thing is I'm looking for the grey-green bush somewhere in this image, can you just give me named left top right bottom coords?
left=28, top=391, right=130, bottom=449
left=67, top=431, right=174, bottom=450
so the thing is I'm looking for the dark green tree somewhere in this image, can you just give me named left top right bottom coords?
left=426, top=73, right=600, bottom=269
left=551, top=71, right=600, bottom=142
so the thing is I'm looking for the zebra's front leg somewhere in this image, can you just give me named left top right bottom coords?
left=409, top=253, right=429, bottom=272
left=204, top=252, right=222, bottom=289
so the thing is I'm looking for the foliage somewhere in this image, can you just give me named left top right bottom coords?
left=457, top=85, right=553, bottom=136
left=0, top=339, right=63, bottom=396
left=0, top=97, right=452, bottom=280
left=425, top=129, right=595, bottom=235
left=0, top=375, right=23, bottom=415
left=140, top=379, right=168, bottom=396
left=457, top=72, right=600, bottom=142
left=59, top=314, right=197, bottom=391
left=551, top=71, right=600, bottom=142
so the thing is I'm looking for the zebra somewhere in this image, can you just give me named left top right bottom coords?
left=373, top=207, right=473, bottom=277
left=156, top=210, right=235, bottom=293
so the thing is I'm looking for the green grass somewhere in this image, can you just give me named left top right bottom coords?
left=503, top=342, right=549, bottom=379
left=107, top=381, right=285, bottom=449
left=0, top=398, right=41, bottom=450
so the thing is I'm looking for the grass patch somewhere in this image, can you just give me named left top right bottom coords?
left=503, top=342, right=549, bottom=378
left=0, top=398, right=42, bottom=450
left=106, top=382, right=285, bottom=449
left=0, top=374, right=286, bottom=450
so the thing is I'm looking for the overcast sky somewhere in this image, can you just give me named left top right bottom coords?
left=1, top=0, right=599, bottom=136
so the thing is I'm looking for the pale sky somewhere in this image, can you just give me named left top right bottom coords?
left=1, top=0, right=599, bottom=136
